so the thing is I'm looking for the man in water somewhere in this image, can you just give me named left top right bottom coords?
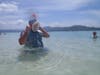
left=18, top=18, right=49, bottom=48
left=93, top=31, right=97, bottom=39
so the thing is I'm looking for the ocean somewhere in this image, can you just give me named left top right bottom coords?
left=0, top=31, right=100, bottom=75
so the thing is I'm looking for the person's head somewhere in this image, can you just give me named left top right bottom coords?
left=93, top=31, right=96, bottom=36
left=28, top=16, right=40, bottom=31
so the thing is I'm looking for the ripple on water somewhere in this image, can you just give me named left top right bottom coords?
left=17, top=47, right=66, bottom=72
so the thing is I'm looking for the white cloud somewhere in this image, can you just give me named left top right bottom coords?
left=41, top=18, right=100, bottom=27
left=17, top=19, right=25, bottom=24
left=0, top=0, right=99, bottom=30
left=76, top=19, right=100, bottom=27
left=0, top=19, right=27, bottom=30
left=0, top=3, right=18, bottom=12
left=48, top=22, right=65, bottom=27
left=34, top=0, right=91, bottom=11
left=79, top=10, right=100, bottom=17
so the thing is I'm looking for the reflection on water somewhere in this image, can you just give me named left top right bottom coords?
left=18, top=47, right=49, bottom=62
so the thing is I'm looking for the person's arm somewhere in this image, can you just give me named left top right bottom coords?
left=18, top=26, right=30, bottom=45
left=39, top=27, right=50, bottom=38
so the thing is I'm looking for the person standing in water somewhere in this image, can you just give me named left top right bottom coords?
left=18, top=15, right=50, bottom=48
left=93, top=31, right=97, bottom=39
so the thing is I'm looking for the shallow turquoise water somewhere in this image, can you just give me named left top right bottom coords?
left=0, top=31, right=100, bottom=75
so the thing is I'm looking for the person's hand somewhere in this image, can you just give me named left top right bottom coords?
left=25, top=26, right=30, bottom=32
left=39, top=26, right=50, bottom=38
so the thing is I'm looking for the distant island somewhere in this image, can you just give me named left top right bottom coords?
left=0, top=25, right=100, bottom=33
left=44, top=25, right=100, bottom=31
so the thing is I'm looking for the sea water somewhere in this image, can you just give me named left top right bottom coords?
left=0, top=31, right=100, bottom=75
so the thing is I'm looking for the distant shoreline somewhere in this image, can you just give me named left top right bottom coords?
left=0, top=25, right=100, bottom=32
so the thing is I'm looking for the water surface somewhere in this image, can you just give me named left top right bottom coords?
left=0, top=31, right=100, bottom=75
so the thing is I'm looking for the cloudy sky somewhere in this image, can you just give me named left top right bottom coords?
left=0, top=0, right=100, bottom=30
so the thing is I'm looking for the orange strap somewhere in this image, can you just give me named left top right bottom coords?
left=18, top=31, right=28, bottom=45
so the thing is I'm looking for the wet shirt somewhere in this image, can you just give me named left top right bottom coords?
left=25, top=30, right=43, bottom=48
